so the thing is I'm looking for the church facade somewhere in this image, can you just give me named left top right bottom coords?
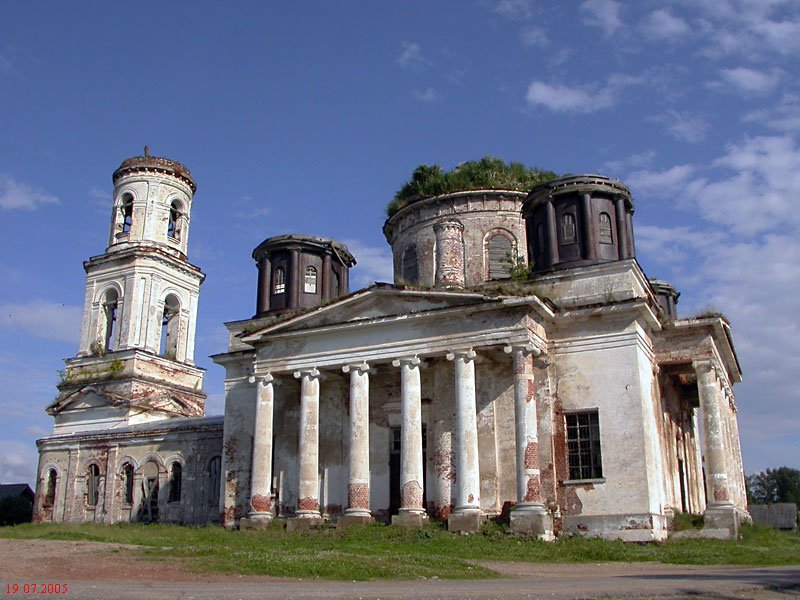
left=33, top=153, right=749, bottom=541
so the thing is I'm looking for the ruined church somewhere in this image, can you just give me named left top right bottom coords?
left=33, top=152, right=749, bottom=540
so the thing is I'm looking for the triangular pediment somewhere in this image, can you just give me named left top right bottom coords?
left=47, top=385, right=125, bottom=415
left=241, top=285, right=500, bottom=341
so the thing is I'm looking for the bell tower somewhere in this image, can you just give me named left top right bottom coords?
left=47, top=149, right=207, bottom=434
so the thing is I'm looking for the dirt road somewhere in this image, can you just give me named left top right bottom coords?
left=1, top=539, right=798, bottom=600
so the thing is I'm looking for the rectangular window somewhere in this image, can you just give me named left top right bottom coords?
left=566, top=410, right=603, bottom=480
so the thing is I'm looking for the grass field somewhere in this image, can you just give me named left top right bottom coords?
left=1, top=520, right=798, bottom=580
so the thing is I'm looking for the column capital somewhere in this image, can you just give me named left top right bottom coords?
left=446, top=349, right=476, bottom=362
left=503, top=343, right=542, bottom=357
left=248, top=373, right=274, bottom=385
left=392, top=355, right=421, bottom=368
left=293, top=368, right=320, bottom=380
left=692, top=359, right=715, bottom=375
left=342, top=362, right=370, bottom=375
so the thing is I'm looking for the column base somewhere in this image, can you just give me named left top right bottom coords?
left=239, top=514, right=273, bottom=530
left=392, top=511, right=429, bottom=528
left=510, top=508, right=554, bottom=540
left=703, top=505, right=743, bottom=539
left=448, top=511, right=486, bottom=533
left=286, top=516, right=324, bottom=532
left=338, top=514, right=374, bottom=529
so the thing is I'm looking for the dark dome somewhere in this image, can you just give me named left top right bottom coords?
left=113, top=152, right=196, bottom=193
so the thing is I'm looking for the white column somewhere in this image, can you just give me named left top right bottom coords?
left=293, top=368, right=321, bottom=518
left=446, top=349, right=481, bottom=514
left=247, top=374, right=274, bottom=521
left=504, top=344, right=547, bottom=511
left=393, top=356, right=425, bottom=515
left=695, top=361, right=732, bottom=507
left=342, top=362, right=371, bottom=517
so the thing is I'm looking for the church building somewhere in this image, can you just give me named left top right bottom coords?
left=33, top=152, right=749, bottom=541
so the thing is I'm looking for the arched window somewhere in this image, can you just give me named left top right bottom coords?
left=86, top=464, right=100, bottom=506
left=304, top=266, right=317, bottom=293
left=160, top=294, right=180, bottom=359
left=272, top=267, right=286, bottom=294
left=208, top=456, right=222, bottom=505
left=122, top=463, right=134, bottom=505
left=103, top=289, right=119, bottom=352
left=44, top=469, right=57, bottom=507
left=560, top=213, right=576, bottom=244
left=487, top=233, right=514, bottom=280
left=167, top=200, right=183, bottom=240
left=120, top=194, right=133, bottom=234
left=599, top=212, right=613, bottom=244
left=168, top=462, right=182, bottom=503
left=401, top=245, right=418, bottom=284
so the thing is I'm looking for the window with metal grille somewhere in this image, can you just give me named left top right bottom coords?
left=304, top=266, right=317, bottom=293
left=566, top=411, right=602, bottom=480
left=401, top=245, right=418, bottom=284
left=487, top=233, right=513, bottom=280
left=560, top=213, right=576, bottom=244
left=272, top=267, right=286, bottom=294
left=599, top=212, right=613, bottom=244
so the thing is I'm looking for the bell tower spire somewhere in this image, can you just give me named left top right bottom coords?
left=47, top=151, right=206, bottom=434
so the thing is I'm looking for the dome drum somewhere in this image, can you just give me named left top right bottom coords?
left=523, top=175, right=636, bottom=274
left=252, top=235, right=356, bottom=317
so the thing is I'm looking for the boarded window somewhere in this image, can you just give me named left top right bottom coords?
left=599, top=212, right=613, bottom=244
left=304, top=266, right=317, bottom=293
left=208, top=456, right=221, bottom=505
left=86, top=464, right=100, bottom=506
left=560, top=213, right=576, bottom=244
left=487, top=233, right=513, bottom=280
left=168, top=462, right=182, bottom=503
left=566, top=411, right=603, bottom=480
left=401, top=245, right=418, bottom=284
left=273, top=267, right=286, bottom=294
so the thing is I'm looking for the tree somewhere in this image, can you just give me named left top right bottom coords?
left=0, top=496, right=33, bottom=526
left=747, top=467, right=800, bottom=505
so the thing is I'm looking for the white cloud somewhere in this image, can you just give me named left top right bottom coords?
left=520, top=27, right=548, bottom=47
left=580, top=0, right=622, bottom=37
left=0, top=174, right=59, bottom=210
left=342, top=239, right=394, bottom=288
left=526, top=73, right=644, bottom=113
left=715, top=67, right=782, bottom=96
left=630, top=134, right=800, bottom=472
left=641, top=9, right=690, bottom=41
left=0, top=441, right=37, bottom=484
left=0, top=300, right=82, bottom=343
left=651, top=110, right=709, bottom=143
left=744, top=94, right=800, bottom=132
left=413, top=87, right=442, bottom=102
left=526, top=82, right=611, bottom=113
left=397, top=42, right=432, bottom=68
left=492, top=0, right=535, bottom=20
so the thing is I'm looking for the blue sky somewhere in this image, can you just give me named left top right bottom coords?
left=1, top=1, right=798, bottom=485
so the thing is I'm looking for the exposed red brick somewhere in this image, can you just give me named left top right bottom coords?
left=347, top=483, right=370, bottom=510
left=434, top=449, right=456, bottom=481
left=298, top=496, right=319, bottom=512
left=524, top=475, right=541, bottom=502
left=524, top=441, right=540, bottom=470
left=400, top=480, right=423, bottom=509
left=435, top=503, right=454, bottom=520
left=713, top=485, right=729, bottom=502
left=250, top=493, right=271, bottom=513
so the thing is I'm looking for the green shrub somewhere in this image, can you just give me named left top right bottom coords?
left=388, top=157, right=557, bottom=216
